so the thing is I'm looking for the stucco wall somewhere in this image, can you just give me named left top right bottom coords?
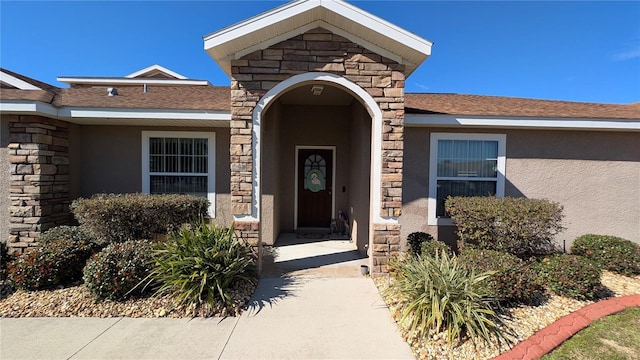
left=506, top=130, right=639, bottom=248
left=261, top=102, right=283, bottom=245
left=401, top=127, right=640, bottom=248
left=0, top=116, right=9, bottom=245
left=348, top=102, right=372, bottom=253
left=259, top=98, right=373, bottom=250
left=69, top=125, right=231, bottom=225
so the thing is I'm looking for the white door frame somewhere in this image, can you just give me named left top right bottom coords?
left=294, top=145, right=337, bottom=230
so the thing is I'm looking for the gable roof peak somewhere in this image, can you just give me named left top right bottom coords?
left=125, top=64, right=188, bottom=80
left=204, top=0, right=432, bottom=77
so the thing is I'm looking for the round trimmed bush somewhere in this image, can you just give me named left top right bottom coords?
left=71, top=193, right=209, bottom=243
left=571, top=234, right=640, bottom=276
left=534, top=254, right=602, bottom=300
left=83, top=240, right=155, bottom=301
left=407, top=232, right=434, bottom=256
left=420, top=239, right=453, bottom=258
left=460, top=248, right=542, bottom=304
left=39, top=225, right=97, bottom=245
left=8, top=235, right=102, bottom=290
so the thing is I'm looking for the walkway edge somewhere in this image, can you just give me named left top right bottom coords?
left=493, top=294, right=640, bottom=360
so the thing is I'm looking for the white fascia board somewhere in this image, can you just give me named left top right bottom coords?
left=314, top=22, right=405, bottom=65
left=203, top=0, right=320, bottom=49
left=56, top=77, right=210, bottom=86
left=0, top=100, right=57, bottom=117
left=234, top=20, right=326, bottom=60
left=405, top=114, right=640, bottom=131
left=322, top=0, right=433, bottom=55
left=204, top=0, right=432, bottom=75
left=125, top=65, right=188, bottom=79
left=0, top=72, right=42, bottom=90
left=0, top=100, right=231, bottom=122
left=59, top=107, right=231, bottom=121
left=233, top=20, right=404, bottom=66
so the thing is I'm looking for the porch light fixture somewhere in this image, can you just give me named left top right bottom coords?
left=311, top=84, right=324, bottom=96
left=107, top=87, right=118, bottom=96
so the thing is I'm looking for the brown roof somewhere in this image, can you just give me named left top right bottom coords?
left=0, top=89, right=55, bottom=103
left=1, top=67, right=638, bottom=120
left=53, top=85, right=230, bottom=111
left=0, top=68, right=59, bottom=92
left=406, top=93, right=640, bottom=120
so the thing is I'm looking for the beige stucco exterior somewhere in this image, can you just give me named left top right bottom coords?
left=0, top=116, right=9, bottom=245
left=67, top=125, right=232, bottom=225
left=401, top=127, right=640, bottom=249
left=2, top=0, right=638, bottom=265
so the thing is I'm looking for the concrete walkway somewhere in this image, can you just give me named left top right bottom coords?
left=0, top=234, right=414, bottom=360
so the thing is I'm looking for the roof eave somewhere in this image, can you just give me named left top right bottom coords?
left=203, top=0, right=432, bottom=78
left=56, top=77, right=211, bottom=86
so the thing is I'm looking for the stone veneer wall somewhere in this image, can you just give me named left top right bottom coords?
left=229, top=28, right=405, bottom=274
left=7, top=115, right=71, bottom=254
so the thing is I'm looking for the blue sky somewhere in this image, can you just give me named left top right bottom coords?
left=1, top=1, right=639, bottom=104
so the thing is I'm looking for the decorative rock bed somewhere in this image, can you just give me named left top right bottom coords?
left=0, top=279, right=255, bottom=318
left=376, top=271, right=640, bottom=360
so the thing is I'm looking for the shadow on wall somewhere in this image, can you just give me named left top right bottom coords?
left=401, top=128, right=639, bottom=206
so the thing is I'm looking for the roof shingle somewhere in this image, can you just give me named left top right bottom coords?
left=1, top=67, right=638, bottom=120
left=52, top=85, right=230, bottom=111
left=405, top=93, right=640, bottom=120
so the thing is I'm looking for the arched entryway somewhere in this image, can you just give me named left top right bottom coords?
left=254, top=74, right=379, bottom=267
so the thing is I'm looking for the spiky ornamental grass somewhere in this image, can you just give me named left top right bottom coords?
left=385, top=251, right=515, bottom=348
left=149, top=222, right=257, bottom=311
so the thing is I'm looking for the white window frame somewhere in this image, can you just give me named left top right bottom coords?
left=141, top=131, right=216, bottom=217
left=428, top=133, right=506, bottom=226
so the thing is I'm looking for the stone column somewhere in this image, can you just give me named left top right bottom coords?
left=7, top=115, right=71, bottom=254
left=228, top=27, right=406, bottom=274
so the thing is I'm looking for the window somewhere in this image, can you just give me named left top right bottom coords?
left=142, top=131, right=215, bottom=217
left=428, top=133, right=505, bottom=225
left=303, top=153, right=327, bottom=191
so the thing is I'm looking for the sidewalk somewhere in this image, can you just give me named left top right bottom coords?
left=0, top=236, right=414, bottom=360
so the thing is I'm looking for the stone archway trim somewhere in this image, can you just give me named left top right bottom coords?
left=233, top=72, right=397, bottom=226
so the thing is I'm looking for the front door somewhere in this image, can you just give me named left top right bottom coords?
left=297, top=148, right=333, bottom=228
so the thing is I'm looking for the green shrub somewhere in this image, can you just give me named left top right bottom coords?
left=1, top=242, right=12, bottom=272
left=71, top=193, right=209, bottom=243
left=534, top=254, right=602, bottom=300
left=445, top=196, right=564, bottom=258
left=83, top=240, right=155, bottom=301
left=571, top=234, right=640, bottom=276
left=420, top=239, right=453, bottom=258
left=407, top=232, right=434, bottom=256
left=460, top=248, right=542, bottom=304
left=8, top=237, right=102, bottom=290
left=385, top=251, right=513, bottom=346
left=150, top=222, right=257, bottom=310
left=39, top=225, right=97, bottom=245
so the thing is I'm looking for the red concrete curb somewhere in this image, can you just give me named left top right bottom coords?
left=493, top=294, right=640, bottom=360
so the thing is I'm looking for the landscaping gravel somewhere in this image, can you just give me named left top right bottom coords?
left=0, top=279, right=256, bottom=318
left=1, top=271, right=638, bottom=360
left=377, top=271, right=640, bottom=360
